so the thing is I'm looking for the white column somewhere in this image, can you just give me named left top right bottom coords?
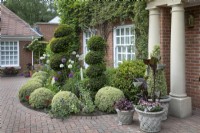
left=170, top=4, right=186, bottom=98
left=169, top=4, right=192, bottom=118
left=148, top=8, right=160, bottom=57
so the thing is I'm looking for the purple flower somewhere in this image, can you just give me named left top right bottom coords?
left=57, top=71, right=62, bottom=75
left=54, top=76, right=58, bottom=81
left=68, top=72, right=73, bottom=78
left=61, top=58, right=66, bottom=63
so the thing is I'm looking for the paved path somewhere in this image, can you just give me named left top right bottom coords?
left=1, top=77, right=200, bottom=133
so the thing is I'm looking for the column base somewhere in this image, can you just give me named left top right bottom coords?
left=169, top=96, right=192, bottom=118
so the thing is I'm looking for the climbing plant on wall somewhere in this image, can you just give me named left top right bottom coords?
left=55, top=0, right=148, bottom=58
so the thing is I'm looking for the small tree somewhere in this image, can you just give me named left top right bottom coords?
left=85, top=36, right=106, bottom=92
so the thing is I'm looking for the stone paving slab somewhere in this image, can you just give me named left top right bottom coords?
left=1, top=77, right=200, bottom=133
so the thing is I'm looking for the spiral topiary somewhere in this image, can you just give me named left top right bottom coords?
left=95, top=86, right=125, bottom=113
left=54, top=24, right=74, bottom=38
left=85, top=51, right=104, bottom=65
left=49, top=53, right=68, bottom=71
left=29, top=87, right=54, bottom=109
left=50, top=37, right=69, bottom=53
left=18, top=81, right=43, bottom=102
left=85, top=36, right=106, bottom=92
left=86, top=64, right=106, bottom=78
left=51, top=91, right=80, bottom=118
left=87, top=36, right=106, bottom=51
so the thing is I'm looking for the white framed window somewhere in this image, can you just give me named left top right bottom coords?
left=0, top=41, right=19, bottom=67
left=83, top=30, right=96, bottom=68
left=113, top=25, right=136, bottom=67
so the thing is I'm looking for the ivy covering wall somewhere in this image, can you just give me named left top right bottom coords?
left=55, top=0, right=148, bottom=59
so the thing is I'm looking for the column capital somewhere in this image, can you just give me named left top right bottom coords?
left=171, top=4, right=185, bottom=12
left=149, top=8, right=160, bottom=15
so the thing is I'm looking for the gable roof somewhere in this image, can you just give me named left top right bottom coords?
left=0, top=4, right=41, bottom=40
left=48, top=16, right=60, bottom=24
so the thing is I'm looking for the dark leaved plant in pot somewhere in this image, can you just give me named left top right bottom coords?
left=133, top=56, right=165, bottom=133
left=147, top=45, right=171, bottom=120
left=114, top=98, right=134, bottom=125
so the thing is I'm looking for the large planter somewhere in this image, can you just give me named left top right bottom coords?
left=135, top=108, right=165, bottom=133
left=159, top=96, right=171, bottom=120
left=116, top=109, right=134, bottom=125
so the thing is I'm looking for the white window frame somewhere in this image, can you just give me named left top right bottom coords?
left=113, top=25, right=136, bottom=67
left=83, top=29, right=96, bottom=68
left=0, top=41, right=20, bottom=67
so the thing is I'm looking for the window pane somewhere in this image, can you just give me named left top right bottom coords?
left=10, top=47, right=13, bottom=50
left=14, top=56, right=18, bottom=60
left=118, top=54, right=121, bottom=61
left=6, top=56, right=9, bottom=60
left=1, top=47, right=4, bottom=50
left=1, top=61, right=5, bottom=65
left=1, top=56, right=5, bottom=60
left=116, top=29, right=120, bottom=36
left=10, top=61, right=13, bottom=65
left=117, top=37, right=120, bottom=44
left=6, top=52, right=9, bottom=55
left=121, top=28, right=124, bottom=36
left=14, top=51, right=17, bottom=55
left=121, top=37, right=124, bottom=44
left=122, top=47, right=126, bottom=52
left=126, top=28, right=129, bottom=35
left=6, top=61, right=9, bottom=65
left=14, top=46, right=17, bottom=50
left=128, top=54, right=132, bottom=60
left=118, top=46, right=121, bottom=52
left=125, top=37, right=129, bottom=44
left=1, top=52, right=5, bottom=55
left=10, top=56, right=13, bottom=60
left=127, top=46, right=132, bottom=53
left=14, top=61, right=18, bottom=64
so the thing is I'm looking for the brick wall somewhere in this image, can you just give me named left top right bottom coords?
left=19, top=41, right=32, bottom=74
left=80, top=19, right=133, bottom=67
left=160, top=5, right=200, bottom=110
left=160, top=7, right=171, bottom=93
left=36, top=24, right=58, bottom=41
left=185, top=6, right=200, bottom=111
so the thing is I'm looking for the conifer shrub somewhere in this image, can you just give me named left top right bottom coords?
left=54, top=24, right=74, bottom=38
left=51, top=91, right=80, bottom=118
left=112, top=60, right=146, bottom=103
left=29, top=87, right=54, bottom=109
left=49, top=53, right=68, bottom=71
left=95, top=86, right=125, bottom=113
left=85, top=36, right=106, bottom=92
left=18, top=81, right=43, bottom=102
left=50, top=37, right=69, bottom=53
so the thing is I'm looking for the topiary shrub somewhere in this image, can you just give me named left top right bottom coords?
left=112, top=60, right=146, bottom=103
left=49, top=53, right=68, bottom=71
left=95, top=86, right=125, bottom=113
left=85, top=51, right=104, bottom=65
left=87, top=35, right=106, bottom=51
left=32, top=71, right=48, bottom=78
left=86, top=64, right=106, bottom=78
left=85, top=36, right=106, bottom=92
left=18, top=81, right=43, bottom=102
left=54, top=24, right=74, bottom=38
left=50, top=37, right=69, bottom=53
left=29, top=87, right=54, bottom=109
left=51, top=91, right=80, bottom=118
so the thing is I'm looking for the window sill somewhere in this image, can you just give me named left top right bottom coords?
left=0, top=66, right=21, bottom=70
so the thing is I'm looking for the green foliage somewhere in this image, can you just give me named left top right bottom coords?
left=18, top=81, right=43, bottom=102
left=29, top=87, right=54, bottom=109
left=4, top=0, right=56, bottom=25
left=87, top=36, right=106, bottom=51
left=112, top=60, right=146, bottom=103
left=86, top=64, right=106, bottom=78
left=54, top=24, right=74, bottom=38
left=79, top=88, right=95, bottom=113
left=95, top=86, right=125, bottom=113
left=50, top=37, right=69, bottom=53
left=147, top=45, right=167, bottom=97
left=104, top=67, right=117, bottom=86
left=85, top=51, right=104, bottom=65
left=32, top=71, right=48, bottom=78
left=49, top=53, right=68, bottom=71
left=51, top=91, right=80, bottom=118
left=133, top=1, right=148, bottom=59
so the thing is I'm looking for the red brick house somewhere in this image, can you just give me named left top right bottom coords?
left=0, top=4, right=41, bottom=73
left=34, top=16, right=60, bottom=41
left=146, top=0, right=200, bottom=118
left=80, top=20, right=134, bottom=68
